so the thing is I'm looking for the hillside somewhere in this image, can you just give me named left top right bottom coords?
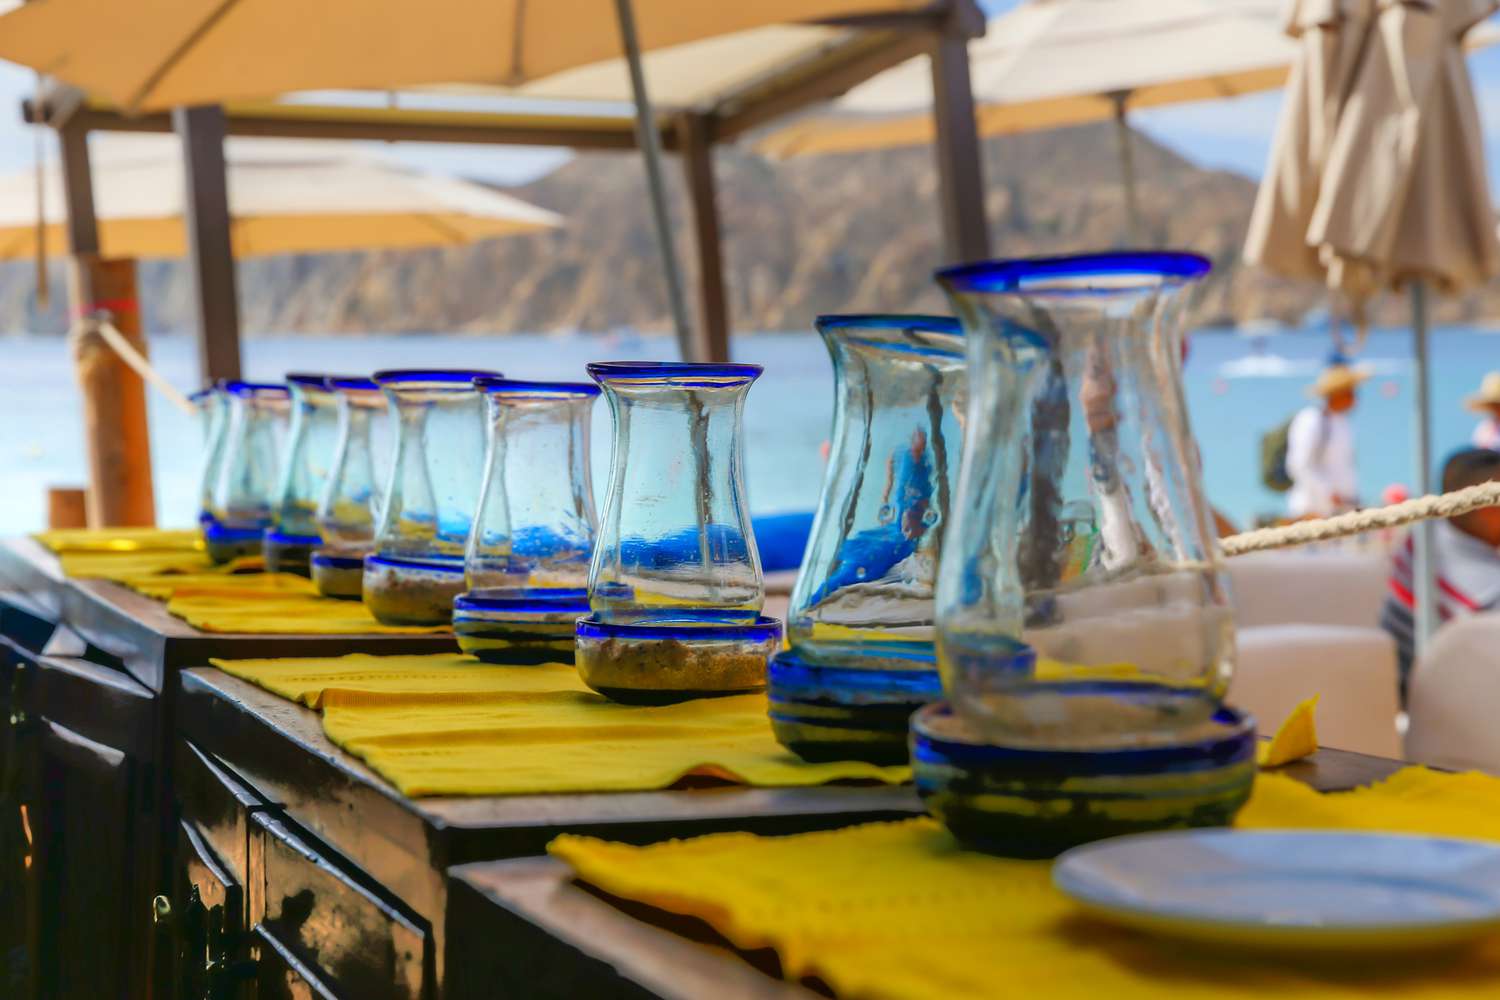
left=0, top=122, right=1492, bottom=336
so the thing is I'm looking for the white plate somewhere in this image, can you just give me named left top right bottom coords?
left=1053, top=829, right=1500, bottom=951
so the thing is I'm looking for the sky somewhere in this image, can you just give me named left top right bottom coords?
left=4, top=10, right=1500, bottom=197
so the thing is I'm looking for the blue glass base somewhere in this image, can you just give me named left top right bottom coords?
left=911, top=699, right=1256, bottom=858
left=453, top=588, right=589, bottom=664
left=575, top=613, right=781, bottom=704
left=311, top=550, right=366, bottom=600
left=264, top=529, right=321, bottom=577
left=203, top=522, right=266, bottom=565
left=363, top=553, right=466, bottom=626
left=768, top=651, right=942, bottom=765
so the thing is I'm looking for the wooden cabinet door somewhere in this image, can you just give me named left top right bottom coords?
left=164, top=818, right=254, bottom=1000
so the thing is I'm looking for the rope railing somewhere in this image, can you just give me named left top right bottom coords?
left=1221, top=480, right=1500, bottom=557
left=69, top=312, right=196, bottom=416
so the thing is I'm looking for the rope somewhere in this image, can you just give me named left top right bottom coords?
left=69, top=313, right=196, bottom=416
left=1221, top=480, right=1500, bottom=557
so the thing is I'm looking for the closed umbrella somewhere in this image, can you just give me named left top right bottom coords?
left=1247, top=0, right=1500, bottom=650
left=0, top=133, right=560, bottom=259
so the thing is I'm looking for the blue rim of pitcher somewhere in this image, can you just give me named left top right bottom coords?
left=188, top=382, right=220, bottom=403
left=455, top=587, right=591, bottom=617
left=204, top=521, right=266, bottom=543
left=373, top=369, right=502, bottom=385
left=221, top=381, right=288, bottom=397
left=769, top=651, right=944, bottom=699
left=365, top=552, right=467, bottom=574
left=472, top=377, right=601, bottom=397
left=816, top=314, right=961, bottom=335
left=587, top=361, right=762, bottom=387
left=910, top=698, right=1256, bottom=778
left=327, top=376, right=380, bottom=392
left=285, top=372, right=345, bottom=389
left=576, top=613, right=782, bottom=644
left=264, top=529, right=322, bottom=547
left=311, top=551, right=367, bottom=570
left=936, top=252, right=1213, bottom=293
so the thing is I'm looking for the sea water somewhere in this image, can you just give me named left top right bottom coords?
left=2, top=326, right=1496, bottom=534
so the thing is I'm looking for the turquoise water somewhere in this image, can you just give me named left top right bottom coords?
left=2, top=326, right=1496, bottom=533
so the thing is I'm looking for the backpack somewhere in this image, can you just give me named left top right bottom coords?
left=1259, top=417, right=1295, bottom=493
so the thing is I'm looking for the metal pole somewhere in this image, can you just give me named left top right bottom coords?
left=612, top=0, right=695, bottom=359
left=1412, top=280, right=1438, bottom=652
left=1110, top=91, right=1141, bottom=247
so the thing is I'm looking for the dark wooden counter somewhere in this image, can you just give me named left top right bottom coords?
left=179, top=666, right=923, bottom=996
left=445, top=746, right=1412, bottom=1000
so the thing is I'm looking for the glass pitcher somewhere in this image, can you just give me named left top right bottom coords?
left=934, top=252, right=1236, bottom=745
left=312, top=376, right=388, bottom=599
left=189, top=382, right=227, bottom=536
left=577, top=362, right=780, bottom=702
left=454, top=378, right=599, bottom=662
left=364, top=369, right=497, bottom=625
left=265, top=373, right=341, bottom=576
left=206, top=382, right=289, bottom=565
left=769, top=315, right=965, bottom=762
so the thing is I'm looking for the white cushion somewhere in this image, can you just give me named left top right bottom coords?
left=1231, top=624, right=1401, bottom=758
left=1407, top=613, right=1500, bottom=773
left=1227, top=549, right=1388, bottom=629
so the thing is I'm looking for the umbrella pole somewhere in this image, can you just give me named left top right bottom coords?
left=1411, top=279, right=1438, bottom=652
left=1109, top=92, right=1141, bottom=246
left=612, top=0, right=695, bottom=360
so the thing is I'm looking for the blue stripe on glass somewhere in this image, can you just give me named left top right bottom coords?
left=327, top=376, right=380, bottom=392
left=373, top=369, right=502, bottom=385
left=222, top=381, right=289, bottom=397
left=285, top=372, right=342, bottom=388
left=187, top=383, right=220, bottom=403
left=768, top=652, right=943, bottom=699
left=936, top=252, right=1213, bottom=293
left=587, top=361, right=763, bottom=385
left=473, top=377, right=601, bottom=397
left=365, top=553, right=467, bottom=574
left=455, top=588, right=591, bottom=616
left=311, top=552, right=366, bottom=570
left=264, top=529, right=322, bottom=547
left=815, top=314, right=962, bottom=335
left=576, top=613, right=782, bottom=643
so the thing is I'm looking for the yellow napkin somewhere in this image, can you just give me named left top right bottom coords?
left=1259, top=694, right=1320, bottom=767
left=212, top=654, right=908, bottom=797
left=125, top=567, right=300, bottom=601
left=171, top=586, right=444, bottom=635
left=552, top=767, right=1500, bottom=1000
left=34, top=526, right=202, bottom=554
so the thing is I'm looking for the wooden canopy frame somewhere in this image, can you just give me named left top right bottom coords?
left=22, top=1, right=989, bottom=376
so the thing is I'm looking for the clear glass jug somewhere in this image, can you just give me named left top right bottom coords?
left=933, top=252, right=1234, bottom=746
left=364, top=369, right=497, bottom=625
left=265, top=373, right=341, bottom=575
left=454, top=378, right=599, bottom=662
left=206, top=382, right=288, bottom=564
left=769, top=315, right=964, bottom=762
left=190, top=382, right=227, bottom=535
left=577, top=362, right=779, bottom=702
left=312, top=376, right=388, bottom=599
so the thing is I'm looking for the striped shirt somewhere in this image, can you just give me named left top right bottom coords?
left=1380, top=521, right=1500, bottom=698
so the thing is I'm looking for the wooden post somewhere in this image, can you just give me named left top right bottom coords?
left=47, top=487, right=88, bottom=529
left=174, top=105, right=243, bottom=382
left=59, top=122, right=157, bottom=527
left=928, top=1, right=990, bottom=265
left=675, top=113, right=730, bottom=364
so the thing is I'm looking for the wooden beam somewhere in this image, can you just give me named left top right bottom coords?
left=173, top=105, right=243, bottom=382
left=676, top=114, right=730, bottom=364
left=928, top=7, right=990, bottom=264
left=712, top=31, right=930, bottom=143
left=57, top=122, right=99, bottom=256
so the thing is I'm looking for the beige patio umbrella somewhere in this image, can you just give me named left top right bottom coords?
left=0, top=133, right=561, bottom=260
left=1247, top=0, right=1500, bottom=648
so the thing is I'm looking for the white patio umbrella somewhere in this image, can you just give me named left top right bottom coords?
left=0, top=133, right=561, bottom=260
left=1247, top=0, right=1500, bottom=649
left=758, top=0, right=1292, bottom=241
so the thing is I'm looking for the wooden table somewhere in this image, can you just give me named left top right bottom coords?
left=175, top=666, right=922, bottom=999
left=444, top=747, right=1410, bottom=1000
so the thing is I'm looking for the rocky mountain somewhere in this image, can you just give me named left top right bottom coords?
left=0, top=122, right=1494, bottom=336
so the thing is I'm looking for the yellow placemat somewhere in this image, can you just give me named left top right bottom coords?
left=551, top=767, right=1500, bottom=1000
left=172, top=586, right=445, bottom=635
left=34, top=526, right=202, bottom=554
left=211, top=653, right=909, bottom=797
left=125, top=567, right=301, bottom=601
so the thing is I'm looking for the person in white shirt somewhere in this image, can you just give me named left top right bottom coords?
left=1465, top=372, right=1500, bottom=450
left=1286, top=364, right=1368, bottom=518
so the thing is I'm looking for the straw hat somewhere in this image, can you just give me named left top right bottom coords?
left=1465, top=372, right=1500, bottom=411
left=1307, top=364, right=1371, bottom=398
